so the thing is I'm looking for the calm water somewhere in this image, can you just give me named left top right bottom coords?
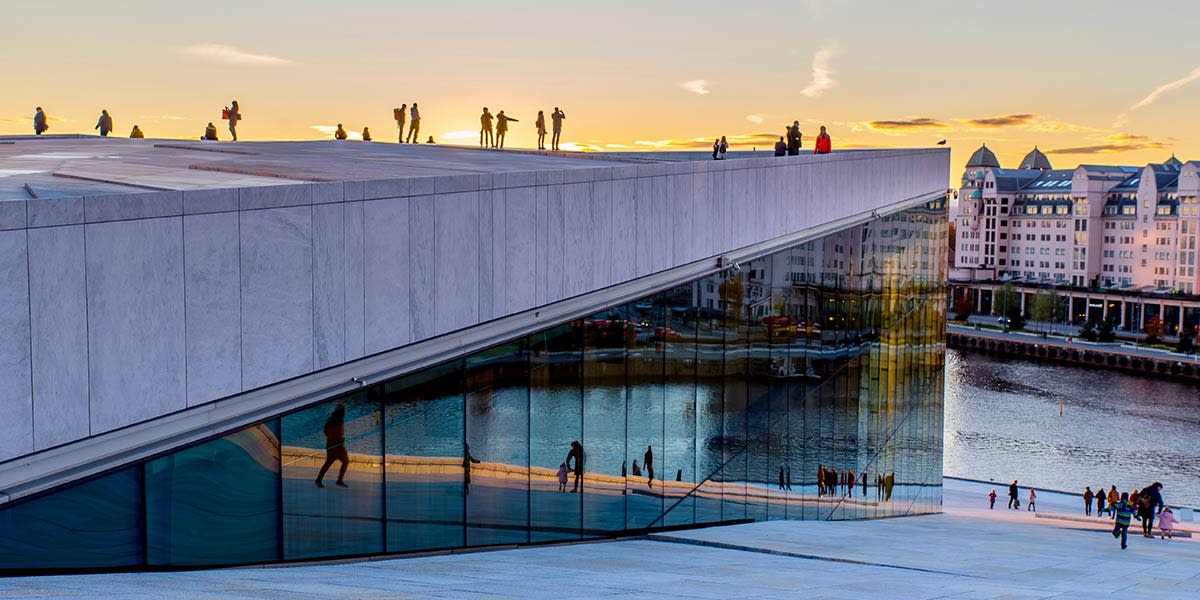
left=945, top=348, right=1200, bottom=507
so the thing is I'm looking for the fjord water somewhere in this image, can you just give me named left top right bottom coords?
left=945, top=348, right=1200, bottom=507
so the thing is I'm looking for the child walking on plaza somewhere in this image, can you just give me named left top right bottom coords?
left=1027, top=488, right=1037, bottom=512
left=1112, top=493, right=1135, bottom=550
left=989, top=489, right=997, bottom=510
left=557, top=462, right=568, bottom=492
left=1159, top=506, right=1177, bottom=539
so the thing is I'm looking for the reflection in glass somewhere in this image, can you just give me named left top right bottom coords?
left=529, top=323, right=583, bottom=542
left=626, top=294, right=664, bottom=529
left=582, top=306, right=628, bottom=536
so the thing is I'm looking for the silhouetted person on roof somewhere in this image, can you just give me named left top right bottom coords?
left=226, top=100, right=241, bottom=141
left=496, top=111, right=518, bottom=149
left=33, top=107, right=48, bottom=135
left=718, top=136, right=728, bottom=159
left=814, top=125, right=831, bottom=154
left=201, top=122, right=218, bottom=141
left=480, top=107, right=494, bottom=148
left=774, top=137, right=786, bottom=157
left=787, top=121, right=802, bottom=155
left=406, top=103, right=420, bottom=143
left=129, top=125, right=144, bottom=139
left=395, top=103, right=407, bottom=143
left=712, top=138, right=720, bottom=160
left=334, top=124, right=348, bottom=140
left=551, top=107, right=566, bottom=150
left=95, top=109, right=113, bottom=137
left=535, top=110, right=547, bottom=150
left=426, top=136, right=436, bottom=144
left=362, top=127, right=372, bottom=142
left=315, top=404, right=350, bottom=488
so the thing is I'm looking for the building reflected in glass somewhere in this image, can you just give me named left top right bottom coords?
left=0, top=199, right=947, bottom=572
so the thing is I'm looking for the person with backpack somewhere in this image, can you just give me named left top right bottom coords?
left=550, top=107, right=566, bottom=151
left=1107, top=486, right=1119, bottom=518
left=535, top=110, right=547, bottom=150
left=786, top=121, right=801, bottom=155
left=1112, top=492, right=1135, bottom=550
left=33, top=107, right=49, bottom=135
left=94, top=109, right=113, bottom=137
left=225, top=100, right=241, bottom=141
left=394, top=104, right=407, bottom=143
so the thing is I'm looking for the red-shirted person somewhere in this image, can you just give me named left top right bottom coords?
left=814, top=125, right=832, bottom=154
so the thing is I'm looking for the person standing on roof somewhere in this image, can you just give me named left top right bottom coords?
left=814, top=125, right=832, bottom=154
left=95, top=109, right=113, bottom=137
left=535, top=110, right=547, bottom=150
left=786, top=121, right=801, bottom=155
left=226, top=100, right=241, bottom=141
left=33, top=107, right=49, bottom=135
left=480, top=107, right=494, bottom=148
left=395, top=103, right=407, bottom=143
left=551, top=107, right=566, bottom=150
left=334, top=124, right=348, bottom=140
left=495, top=110, right=518, bottom=149
left=406, top=102, right=421, bottom=143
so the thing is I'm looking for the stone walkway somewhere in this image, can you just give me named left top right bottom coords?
left=2, top=478, right=1197, bottom=599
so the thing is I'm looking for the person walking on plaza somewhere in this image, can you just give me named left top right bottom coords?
left=1138, top=482, right=1165, bottom=538
left=334, top=124, right=348, bottom=140
left=1108, top=486, right=1119, bottom=518
left=480, top=107, right=494, bottom=148
left=1112, top=492, right=1135, bottom=550
left=394, top=104, right=407, bottom=143
left=557, top=462, right=568, bottom=492
left=94, top=109, right=113, bottom=137
left=129, top=125, right=144, bottom=139
left=989, top=489, right=997, bottom=510
left=33, top=107, right=49, bottom=135
left=778, top=466, right=786, bottom=491
left=1027, top=488, right=1037, bottom=512
left=406, top=103, right=421, bottom=143
left=226, top=100, right=241, bottom=141
left=535, top=110, right=547, bottom=150
left=495, top=110, right=518, bottom=149
left=1096, top=485, right=1106, bottom=516
left=1159, top=506, right=1177, bottom=539
left=551, top=107, right=566, bottom=151
left=814, top=125, right=832, bottom=154
left=315, top=404, right=350, bottom=488
left=644, top=445, right=655, bottom=489
left=786, top=121, right=801, bottom=155
left=1008, top=480, right=1019, bottom=509
left=847, top=469, right=856, bottom=498
left=1083, top=486, right=1094, bottom=516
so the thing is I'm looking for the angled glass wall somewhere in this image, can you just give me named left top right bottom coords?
left=0, top=198, right=947, bottom=574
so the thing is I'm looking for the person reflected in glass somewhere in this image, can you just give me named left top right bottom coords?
left=847, top=469, right=856, bottom=498
left=860, top=469, right=867, bottom=497
left=315, top=403, right=350, bottom=488
left=479, top=107, right=493, bottom=148
left=632, top=459, right=641, bottom=477
left=535, top=110, right=547, bottom=150
left=884, top=472, right=894, bottom=502
left=778, top=466, right=785, bottom=491
left=566, top=441, right=585, bottom=493
left=551, top=107, right=566, bottom=151
left=557, top=462, right=568, bottom=492
left=463, top=442, right=482, bottom=496
left=787, top=466, right=793, bottom=491
left=644, top=445, right=654, bottom=489
left=495, top=111, right=518, bottom=149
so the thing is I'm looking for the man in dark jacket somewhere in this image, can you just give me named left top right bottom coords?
left=95, top=109, right=113, bottom=137
left=1138, top=482, right=1165, bottom=537
left=786, top=121, right=802, bottom=155
left=1008, top=480, right=1019, bottom=509
left=774, top=137, right=786, bottom=157
left=33, top=107, right=48, bottom=135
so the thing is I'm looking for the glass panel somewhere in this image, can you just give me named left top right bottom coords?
left=626, top=294, right=665, bottom=529
left=662, top=284, right=697, bottom=527
left=281, top=390, right=383, bottom=560
left=383, top=360, right=465, bottom=552
left=465, top=340, right=530, bottom=546
left=0, top=467, right=142, bottom=571
left=581, top=306, right=628, bottom=536
left=745, top=256, right=772, bottom=522
left=529, top=323, right=583, bottom=542
left=694, top=273, right=725, bottom=525
left=146, top=422, right=281, bottom=566
left=721, top=273, right=748, bottom=521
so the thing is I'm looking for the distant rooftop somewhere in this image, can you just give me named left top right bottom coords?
left=0, top=135, right=647, bottom=201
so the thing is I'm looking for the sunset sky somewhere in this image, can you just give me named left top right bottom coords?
left=4, top=0, right=1199, bottom=173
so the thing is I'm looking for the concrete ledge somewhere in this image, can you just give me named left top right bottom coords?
left=0, top=200, right=25, bottom=231
left=362, top=178, right=409, bottom=200
left=239, top=183, right=313, bottom=210
left=182, top=188, right=239, bottom=215
left=26, top=196, right=84, bottom=227
left=85, top=191, right=183, bottom=223
left=311, top=182, right=344, bottom=204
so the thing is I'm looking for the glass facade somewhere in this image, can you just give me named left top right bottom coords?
left=0, top=199, right=947, bottom=573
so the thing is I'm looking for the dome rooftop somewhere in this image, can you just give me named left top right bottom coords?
left=1018, top=147, right=1052, bottom=170
left=966, top=144, right=1001, bottom=168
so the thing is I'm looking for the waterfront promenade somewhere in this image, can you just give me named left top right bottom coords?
left=3, top=478, right=1196, bottom=599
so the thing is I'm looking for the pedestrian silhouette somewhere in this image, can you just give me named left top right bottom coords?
left=1008, top=480, right=1019, bottom=509
left=814, top=125, right=832, bottom=154
left=201, top=122, right=218, bottom=141
left=362, top=127, right=372, bottom=142
left=718, top=136, right=728, bottom=159
left=535, top=110, right=547, bottom=150
left=551, top=107, right=566, bottom=150
left=496, top=111, right=518, bottom=149
left=315, top=404, right=350, bottom=488
left=787, top=467, right=793, bottom=491
left=787, top=121, right=802, bottom=155
left=226, top=100, right=241, bottom=141
left=778, top=466, right=785, bottom=490
left=463, top=442, right=481, bottom=496
left=621, top=460, right=627, bottom=477
left=675, top=469, right=682, bottom=482
left=566, top=441, right=585, bottom=493
left=644, top=445, right=654, bottom=489
left=395, top=104, right=407, bottom=143
left=33, top=107, right=49, bottom=135
left=632, top=459, right=641, bottom=477
left=129, top=125, right=144, bottom=139
left=406, top=103, right=421, bottom=143
left=774, top=137, right=786, bottom=157
left=557, top=462, right=568, bottom=492
left=426, top=135, right=436, bottom=143
left=712, top=139, right=720, bottom=160
left=95, top=109, right=113, bottom=137
left=480, top=107, right=494, bottom=148
left=334, top=124, right=348, bottom=140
